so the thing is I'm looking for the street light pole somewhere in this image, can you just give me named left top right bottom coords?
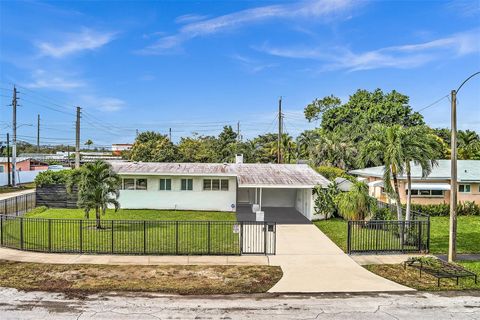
left=448, top=71, right=480, bottom=263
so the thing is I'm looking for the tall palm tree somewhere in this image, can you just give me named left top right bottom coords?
left=68, top=160, right=121, bottom=229
left=403, top=126, right=441, bottom=221
left=313, top=132, right=357, bottom=170
left=361, top=124, right=405, bottom=221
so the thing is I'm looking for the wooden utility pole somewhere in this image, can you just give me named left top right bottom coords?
left=277, top=97, right=283, bottom=164
left=6, top=133, right=11, bottom=186
left=169, top=128, right=172, bottom=141
left=37, top=114, right=40, bottom=152
left=11, top=86, right=17, bottom=186
left=237, top=121, right=240, bottom=142
left=75, top=106, right=81, bottom=169
left=448, top=89, right=457, bottom=262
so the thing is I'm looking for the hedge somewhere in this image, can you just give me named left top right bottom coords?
left=34, top=170, right=75, bottom=187
left=410, top=201, right=480, bottom=216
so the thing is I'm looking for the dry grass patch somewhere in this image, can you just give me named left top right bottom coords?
left=0, top=260, right=282, bottom=295
left=365, top=263, right=479, bottom=291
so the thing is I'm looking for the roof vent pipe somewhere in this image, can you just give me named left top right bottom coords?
left=235, top=154, right=244, bottom=164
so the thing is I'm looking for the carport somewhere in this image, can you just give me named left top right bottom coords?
left=232, top=163, right=330, bottom=223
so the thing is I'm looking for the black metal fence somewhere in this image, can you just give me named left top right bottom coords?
left=0, top=193, right=36, bottom=216
left=0, top=216, right=276, bottom=255
left=347, top=201, right=430, bottom=254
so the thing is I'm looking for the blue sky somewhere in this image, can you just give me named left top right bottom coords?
left=1, top=0, right=479, bottom=147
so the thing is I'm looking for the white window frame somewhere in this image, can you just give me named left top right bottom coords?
left=407, top=189, right=444, bottom=198
left=123, top=178, right=135, bottom=190
left=459, top=184, right=471, bottom=193
left=159, top=178, right=172, bottom=191
left=203, top=178, right=229, bottom=191
left=136, top=178, right=148, bottom=191
left=181, top=178, right=193, bottom=191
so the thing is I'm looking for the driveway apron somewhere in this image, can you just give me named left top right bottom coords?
left=268, top=224, right=413, bottom=293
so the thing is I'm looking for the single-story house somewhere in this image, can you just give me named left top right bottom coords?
left=111, top=143, right=133, bottom=156
left=109, top=159, right=330, bottom=221
left=0, top=157, right=49, bottom=173
left=350, top=160, right=480, bottom=205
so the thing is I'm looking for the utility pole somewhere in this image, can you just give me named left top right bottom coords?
left=169, top=128, right=172, bottom=141
left=6, top=133, right=11, bottom=187
left=237, top=121, right=240, bottom=142
left=11, top=86, right=17, bottom=186
left=277, top=97, right=283, bottom=164
left=37, top=114, right=40, bottom=152
left=448, top=89, right=457, bottom=262
left=75, top=106, right=81, bottom=169
left=136, top=129, right=139, bottom=137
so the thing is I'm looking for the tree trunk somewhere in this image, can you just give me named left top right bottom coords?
left=95, top=207, right=102, bottom=229
left=392, top=173, right=403, bottom=221
left=405, top=163, right=412, bottom=222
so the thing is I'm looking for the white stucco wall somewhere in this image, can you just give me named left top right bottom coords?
left=295, top=188, right=314, bottom=220
left=261, top=188, right=297, bottom=207
left=118, top=175, right=237, bottom=212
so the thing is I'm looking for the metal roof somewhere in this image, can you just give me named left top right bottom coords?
left=0, top=157, right=32, bottom=163
left=350, top=160, right=480, bottom=182
left=109, top=161, right=330, bottom=187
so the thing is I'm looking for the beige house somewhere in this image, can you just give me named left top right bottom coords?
left=350, top=160, right=480, bottom=205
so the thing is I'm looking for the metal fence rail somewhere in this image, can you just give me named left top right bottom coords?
left=0, top=193, right=35, bottom=216
left=0, top=216, right=276, bottom=256
left=347, top=201, right=430, bottom=254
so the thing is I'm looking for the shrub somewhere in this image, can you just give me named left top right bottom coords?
left=315, top=166, right=354, bottom=181
left=410, top=202, right=480, bottom=216
left=372, top=207, right=394, bottom=220
left=313, top=183, right=340, bottom=219
left=34, top=170, right=75, bottom=187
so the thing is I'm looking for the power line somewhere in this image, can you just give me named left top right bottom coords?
left=416, top=94, right=450, bottom=113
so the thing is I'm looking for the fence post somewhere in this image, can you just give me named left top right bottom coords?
left=79, top=220, right=83, bottom=254
left=417, top=221, right=422, bottom=252
left=347, top=221, right=351, bottom=254
left=15, top=197, right=18, bottom=216
left=143, top=221, right=147, bottom=254
left=48, top=219, right=52, bottom=252
left=25, top=195, right=27, bottom=213
left=426, top=219, right=431, bottom=254
left=20, top=217, right=24, bottom=250
left=175, top=221, right=179, bottom=255
left=239, top=221, right=243, bottom=255
left=263, top=222, right=267, bottom=255
left=0, top=216, right=3, bottom=246
left=207, top=221, right=211, bottom=255
left=375, top=221, right=379, bottom=253
left=3, top=200, right=6, bottom=215
left=111, top=220, right=114, bottom=253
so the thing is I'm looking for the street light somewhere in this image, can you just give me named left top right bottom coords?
left=448, top=71, right=480, bottom=263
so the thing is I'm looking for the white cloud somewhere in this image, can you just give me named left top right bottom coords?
left=175, top=14, right=209, bottom=24
left=258, top=29, right=480, bottom=71
left=25, top=69, right=85, bottom=90
left=231, top=54, right=277, bottom=73
left=37, top=28, right=115, bottom=58
left=81, top=95, right=126, bottom=112
left=140, top=0, right=357, bottom=54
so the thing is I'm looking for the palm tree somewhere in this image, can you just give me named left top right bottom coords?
left=84, top=139, right=93, bottom=150
left=403, top=126, right=441, bottom=221
left=361, top=124, right=405, bottom=221
left=335, top=181, right=375, bottom=220
left=68, top=160, right=121, bottom=229
left=313, top=131, right=357, bottom=170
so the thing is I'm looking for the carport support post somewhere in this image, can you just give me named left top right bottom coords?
left=259, top=188, right=262, bottom=211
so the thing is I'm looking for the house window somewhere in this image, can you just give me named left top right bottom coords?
left=203, top=179, right=228, bottom=191
left=136, top=179, right=148, bottom=190
left=459, top=184, right=471, bottom=193
left=221, top=179, right=229, bottom=191
left=123, top=179, right=135, bottom=190
left=0, top=166, right=3, bottom=173
left=160, top=178, right=172, bottom=191
left=406, top=189, right=444, bottom=197
left=181, top=178, right=193, bottom=191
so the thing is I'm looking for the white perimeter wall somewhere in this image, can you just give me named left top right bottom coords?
left=118, top=175, right=237, bottom=212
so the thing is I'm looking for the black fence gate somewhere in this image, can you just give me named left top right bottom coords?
left=347, top=200, right=430, bottom=254
left=0, top=193, right=35, bottom=216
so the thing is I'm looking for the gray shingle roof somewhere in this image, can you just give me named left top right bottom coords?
left=109, top=162, right=330, bottom=187
left=349, top=160, right=480, bottom=182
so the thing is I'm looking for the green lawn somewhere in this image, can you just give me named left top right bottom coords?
left=3, top=208, right=240, bottom=255
left=365, top=261, right=480, bottom=291
left=315, top=216, right=480, bottom=254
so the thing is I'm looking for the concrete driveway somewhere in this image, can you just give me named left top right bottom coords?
left=268, top=224, right=413, bottom=293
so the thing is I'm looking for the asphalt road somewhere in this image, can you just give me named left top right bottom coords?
left=0, top=287, right=479, bottom=319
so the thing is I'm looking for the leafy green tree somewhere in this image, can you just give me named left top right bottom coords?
left=216, top=126, right=238, bottom=162
left=304, top=95, right=341, bottom=122
left=311, top=89, right=424, bottom=132
left=251, top=133, right=278, bottom=163
left=296, top=129, right=321, bottom=160
left=313, top=182, right=340, bottom=219
left=335, top=181, right=375, bottom=220
left=84, top=139, right=93, bottom=150
left=129, top=131, right=178, bottom=162
left=177, top=135, right=217, bottom=162
left=68, top=161, right=121, bottom=229
left=312, top=131, right=358, bottom=170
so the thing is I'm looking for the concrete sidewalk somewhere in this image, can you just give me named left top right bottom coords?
left=268, top=224, right=413, bottom=293
left=0, top=189, right=35, bottom=201
left=0, top=247, right=268, bottom=265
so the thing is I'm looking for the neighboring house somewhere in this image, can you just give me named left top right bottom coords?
left=0, top=157, right=49, bottom=173
left=111, top=144, right=132, bottom=156
left=334, top=177, right=353, bottom=192
left=109, top=159, right=329, bottom=221
left=350, top=160, right=480, bottom=205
